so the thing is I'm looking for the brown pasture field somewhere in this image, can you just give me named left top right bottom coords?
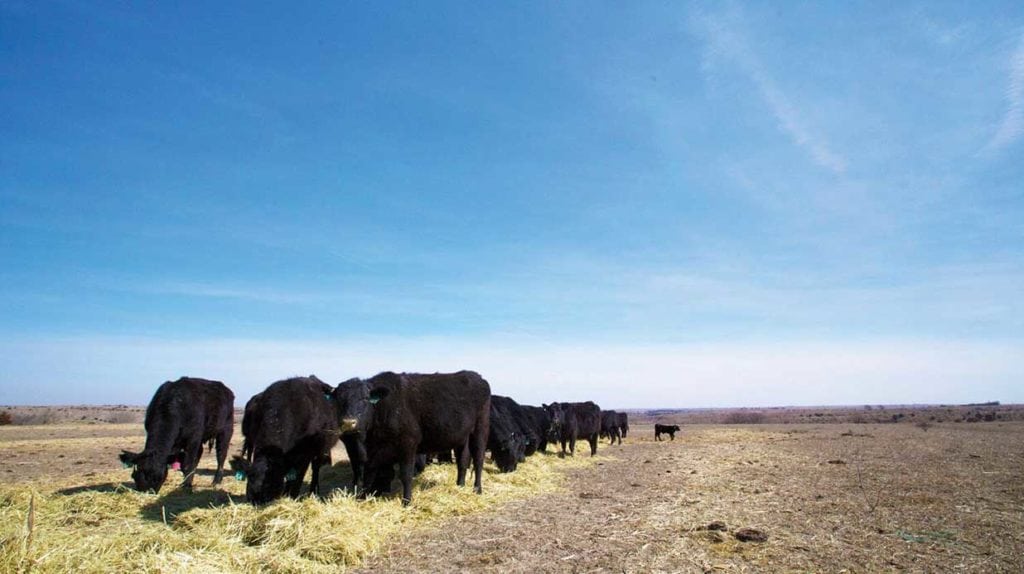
left=1, top=409, right=1022, bottom=572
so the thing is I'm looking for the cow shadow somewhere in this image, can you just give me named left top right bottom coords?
left=315, top=463, right=360, bottom=498
left=57, top=481, right=135, bottom=496
left=138, top=487, right=236, bottom=524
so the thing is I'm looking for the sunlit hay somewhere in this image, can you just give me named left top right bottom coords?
left=0, top=451, right=604, bottom=573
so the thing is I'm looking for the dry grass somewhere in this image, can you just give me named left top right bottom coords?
left=0, top=451, right=600, bottom=573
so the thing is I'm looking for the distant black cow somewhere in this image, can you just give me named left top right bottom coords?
left=520, top=405, right=552, bottom=453
left=240, top=392, right=263, bottom=462
left=230, top=376, right=339, bottom=504
left=119, top=377, right=234, bottom=493
left=489, top=395, right=527, bottom=472
left=544, top=401, right=602, bottom=457
left=334, top=370, right=491, bottom=505
left=616, top=412, right=630, bottom=439
left=655, top=424, right=681, bottom=441
left=600, top=410, right=622, bottom=445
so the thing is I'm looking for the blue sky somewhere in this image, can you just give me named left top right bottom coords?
left=2, top=2, right=1022, bottom=407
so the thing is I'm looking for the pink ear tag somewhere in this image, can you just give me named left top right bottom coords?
left=171, top=461, right=181, bottom=471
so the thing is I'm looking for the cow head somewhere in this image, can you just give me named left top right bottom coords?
left=543, top=403, right=565, bottom=441
left=231, top=454, right=285, bottom=505
left=119, top=450, right=171, bottom=493
left=491, top=430, right=522, bottom=473
left=331, top=377, right=373, bottom=434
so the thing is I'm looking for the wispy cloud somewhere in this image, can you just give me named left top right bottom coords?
left=985, top=31, right=1024, bottom=152
left=692, top=7, right=848, bottom=174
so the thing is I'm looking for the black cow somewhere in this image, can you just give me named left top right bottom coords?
left=544, top=401, right=602, bottom=457
left=119, top=377, right=234, bottom=493
left=655, top=424, right=681, bottom=441
left=489, top=395, right=527, bottom=472
left=506, top=400, right=541, bottom=457
left=520, top=405, right=552, bottom=453
left=230, top=376, right=339, bottom=504
left=334, top=370, right=491, bottom=505
left=600, top=410, right=622, bottom=445
left=616, top=412, right=630, bottom=439
left=240, top=392, right=263, bottom=463
left=331, top=377, right=373, bottom=491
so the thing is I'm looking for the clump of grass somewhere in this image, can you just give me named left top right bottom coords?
left=0, top=453, right=602, bottom=573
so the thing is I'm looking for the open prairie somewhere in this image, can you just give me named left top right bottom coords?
left=1, top=415, right=1021, bottom=573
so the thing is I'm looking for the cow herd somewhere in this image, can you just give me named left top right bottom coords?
left=119, top=374, right=632, bottom=506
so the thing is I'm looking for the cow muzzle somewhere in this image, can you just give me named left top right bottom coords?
left=340, top=418, right=358, bottom=432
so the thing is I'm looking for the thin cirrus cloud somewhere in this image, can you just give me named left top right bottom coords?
left=690, top=7, right=848, bottom=175
left=985, top=31, right=1024, bottom=153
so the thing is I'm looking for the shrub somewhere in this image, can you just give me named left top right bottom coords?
left=723, top=411, right=766, bottom=424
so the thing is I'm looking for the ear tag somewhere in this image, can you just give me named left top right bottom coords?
left=368, top=396, right=381, bottom=404
left=285, top=469, right=298, bottom=481
left=122, top=461, right=132, bottom=469
left=235, top=470, right=246, bottom=481
left=325, top=393, right=332, bottom=401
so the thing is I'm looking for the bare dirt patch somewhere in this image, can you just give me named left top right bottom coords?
left=358, top=423, right=1024, bottom=573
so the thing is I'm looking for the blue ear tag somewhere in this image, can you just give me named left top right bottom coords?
left=235, top=470, right=246, bottom=481
left=368, top=396, right=381, bottom=404
left=122, top=461, right=133, bottom=469
left=285, top=469, right=298, bottom=481
left=324, top=393, right=332, bottom=401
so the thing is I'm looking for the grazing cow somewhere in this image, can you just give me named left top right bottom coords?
left=505, top=400, right=541, bottom=457
left=616, top=412, right=630, bottom=439
left=600, top=410, right=622, bottom=445
left=489, top=395, right=527, bottom=472
left=230, top=376, right=339, bottom=504
left=544, top=401, right=602, bottom=457
left=520, top=405, right=552, bottom=453
left=333, top=370, right=491, bottom=505
left=240, top=392, right=263, bottom=462
left=655, top=424, right=681, bottom=441
left=119, top=377, right=234, bottom=493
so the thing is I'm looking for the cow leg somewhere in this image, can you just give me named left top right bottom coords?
left=589, top=434, right=598, bottom=456
left=471, top=429, right=485, bottom=495
left=399, top=454, right=416, bottom=506
left=669, top=432, right=675, bottom=441
left=559, top=438, right=567, bottom=459
left=212, top=429, right=231, bottom=485
left=568, top=435, right=576, bottom=456
left=286, top=459, right=310, bottom=498
left=309, top=456, right=325, bottom=498
left=455, top=442, right=470, bottom=487
left=179, top=441, right=202, bottom=490
left=351, top=442, right=366, bottom=491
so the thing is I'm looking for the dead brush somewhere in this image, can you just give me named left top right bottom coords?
left=0, top=453, right=603, bottom=573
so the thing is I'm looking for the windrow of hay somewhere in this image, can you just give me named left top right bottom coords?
left=0, top=453, right=605, bottom=573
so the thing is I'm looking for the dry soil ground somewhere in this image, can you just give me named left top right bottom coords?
left=2, top=421, right=1022, bottom=572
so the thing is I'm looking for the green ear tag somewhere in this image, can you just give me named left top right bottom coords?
left=324, top=393, right=332, bottom=401
left=285, top=469, right=298, bottom=481
left=234, top=470, right=246, bottom=481
left=368, top=396, right=381, bottom=404
left=122, top=461, right=132, bottom=469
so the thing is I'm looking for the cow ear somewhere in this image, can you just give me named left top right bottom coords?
left=368, top=387, right=389, bottom=404
left=119, top=451, right=139, bottom=468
